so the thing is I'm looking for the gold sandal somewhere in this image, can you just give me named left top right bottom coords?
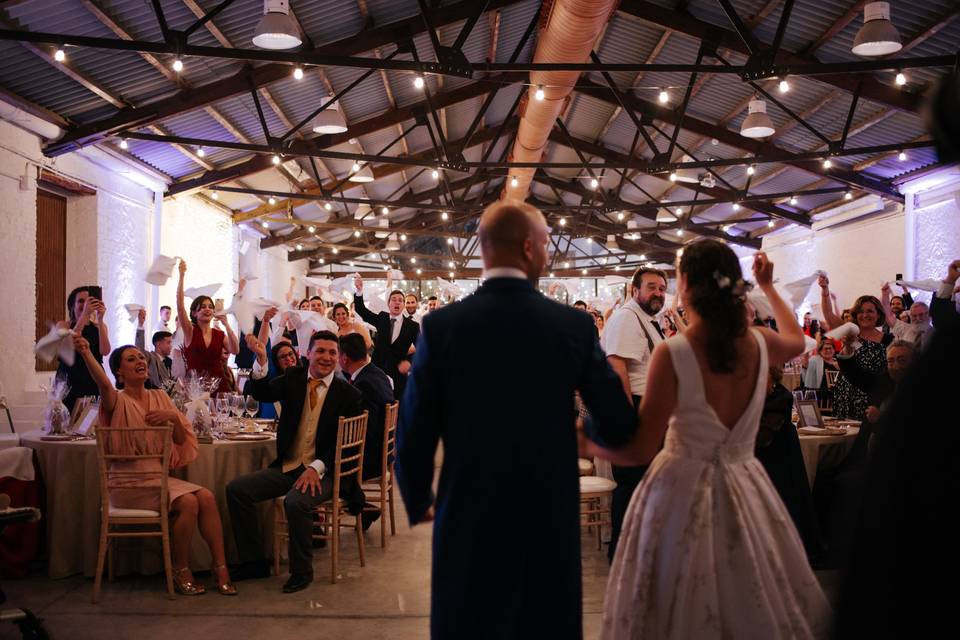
left=173, top=567, right=206, bottom=596
left=212, top=564, right=237, bottom=596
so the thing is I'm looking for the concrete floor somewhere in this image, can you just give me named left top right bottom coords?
left=1, top=497, right=619, bottom=640
left=2, top=497, right=842, bottom=640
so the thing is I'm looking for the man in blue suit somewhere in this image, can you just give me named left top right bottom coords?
left=396, top=201, right=638, bottom=639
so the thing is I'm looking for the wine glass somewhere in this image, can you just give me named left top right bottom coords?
left=229, top=394, right=244, bottom=427
left=245, top=397, right=260, bottom=422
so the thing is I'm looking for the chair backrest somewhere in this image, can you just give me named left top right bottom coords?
left=95, top=426, right=172, bottom=518
left=382, top=402, right=399, bottom=471
left=332, top=412, right=368, bottom=496
left=825, top=369, right=839, bottom=388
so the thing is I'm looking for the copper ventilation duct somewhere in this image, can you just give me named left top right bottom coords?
left=502, top=0, right=618, bottom=201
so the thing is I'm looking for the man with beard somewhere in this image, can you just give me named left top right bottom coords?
left=601, top=266, right=668, bottom=561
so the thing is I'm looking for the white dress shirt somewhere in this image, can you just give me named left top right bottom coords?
left=482, top=267, right=528, bottom=281
left=388, top=313, right=403, bottom=343
left=603, top=299, right=665, bottom=396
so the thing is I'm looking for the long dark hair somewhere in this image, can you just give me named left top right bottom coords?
left=679, top=239, right=748, bottom=373
left=108, top=345, right=157, bottom=390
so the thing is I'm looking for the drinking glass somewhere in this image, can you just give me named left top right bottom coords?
left=245, top=397, right=260, bottom=421
left=229, top=394, right=244, bottom=426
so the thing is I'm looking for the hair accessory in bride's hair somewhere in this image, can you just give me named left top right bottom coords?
left=712, top=270, right=753, bottom=301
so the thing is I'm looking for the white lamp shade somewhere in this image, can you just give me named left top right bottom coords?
left=252, top=0, right=302, bottom=50
left=626, top=219, right=639, bottom=230
left=311, top=103, right=347, bottom=134
left=605, top=234, right=618, bottom=251
left=375, top=218, right=389, bottom=239
left=349, top=164, right=375, bottom=182
left=656, top=209, right=677, bottom=223
left=385, top=237, right=400, bottom=251
left=675, top=155, right=699, bottom=183
left=354, top=203, right=372, bottom=219
left=852, top=2, right=902, bottom=57
left=741, top=99, right=775, bottom=138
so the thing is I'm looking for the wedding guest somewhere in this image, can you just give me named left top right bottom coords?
left=601, top=265, right=668, bottom=562
left=425, top=296, right=440, bottom=313
left=404, top=293, right=420, bottom=320
left=73, top=335, right=235, bottom=596
left=802, top=340, right=839, bottom=398
left=573, top=300, right=588, bottom=311
left=593, top=311, right=605, bottom=335
left=298, top=299, right=310, bottom=311
left=155, top=305, right=173, bottom=333
left=220, top=347, right=238, bottom=393
left=755, top=366, right=823, bottom=558
left=331, top=302, right=373, bottom=351
left=819, top=275, right=892, bottom=421
left=176, top=259, right=239, bottom=393
left=227, top=331, right=363, bottom=593
left=353, top=279, right=419, bottom=398
left=397, top=201, right=636, bottom=639
left=930, top=259, right=960, bottom=326
left=134, top=312, right=174, bottom=390
left=338, top=332, right=394, bottom=526
left=308, top=296, right=324, bottom=314
left=802, top=312, right=820, bottom=338
left=838, top=339, right=915, bottom=432
left=56, top=286, right=112, bottom=410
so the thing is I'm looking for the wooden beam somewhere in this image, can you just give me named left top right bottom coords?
left=898, top=7, right=960, bottom=56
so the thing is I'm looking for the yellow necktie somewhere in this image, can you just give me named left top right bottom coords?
left=308, top=378, right=324, bottom=410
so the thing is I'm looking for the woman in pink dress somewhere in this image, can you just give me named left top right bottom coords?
left=74, top=335, right=236, bottom=596
left=176, top=259, right=239, bottom=394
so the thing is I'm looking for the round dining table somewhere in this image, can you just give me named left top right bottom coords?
left=797, top=425, right=861, bottom=487
left=22, top=429, right=277, bottom=579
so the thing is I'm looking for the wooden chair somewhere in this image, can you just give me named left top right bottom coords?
left=274, top=411, right=369, bottom=583
left=579, top=475, right=616, bottom=551
left=93, top=426, right=174, bottom=603
left=577, top=458, right=595, bottom=476
left=362, top=401, right=399, bottom=548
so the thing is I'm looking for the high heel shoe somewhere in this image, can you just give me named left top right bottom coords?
left=212, top=564, right=238, bottom=596
left=173, top=567, right=206, bottom=596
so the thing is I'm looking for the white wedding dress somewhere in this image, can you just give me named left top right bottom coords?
left=602, top=329, right=831, bottom=639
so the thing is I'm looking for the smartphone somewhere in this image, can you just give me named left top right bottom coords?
left=88, top=285, right=103, bottom=301
left=895, top=273, right=903, bottom=281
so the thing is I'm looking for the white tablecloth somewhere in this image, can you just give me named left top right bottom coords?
left=22, top=429, right=277, bottom=578
left=798, top=426, right=860, bottom=487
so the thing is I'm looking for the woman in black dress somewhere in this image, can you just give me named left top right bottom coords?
left=56, top=286, right=111, bottom=410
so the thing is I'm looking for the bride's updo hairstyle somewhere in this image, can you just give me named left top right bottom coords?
left=679, top=239, right=750, bottom=374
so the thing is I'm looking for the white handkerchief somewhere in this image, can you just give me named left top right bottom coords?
left=239, top=243, right=259, bottom=281
left=328, top=275, right=358, bottom=297
left=803, top=334, right=818, bottom=353
left=559, top=279, right=582, bottom=299
left=183, top=283, right=222, bottom=299
left=746, top=290, right=775, bottom=321
left=783, top=271, right=825, bottom=308
left=895, top=278, right=942, bottom=293
left=389, top=269, right=405, bottom=281
left=299, top=276, right=333, bottom=289
left=825, top=322, right=860, bottom=340
left=124, top=304, right=145, bottom=323
left=145, top=255, right=177, bottom=286
left=35, top=326, right=74, bottom=366
left=435, top=277, right=460, bottom=298
left=603, top=275, right=629, bottom=287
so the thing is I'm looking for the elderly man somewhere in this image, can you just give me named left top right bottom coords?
left=396, top=201, right=636, bottom=639
left=891, top=302, right=933, bottom=350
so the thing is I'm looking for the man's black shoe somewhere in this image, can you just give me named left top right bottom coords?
left=361, top=507, right=381, bottom=532
left=229, top=560, right=270, bottom=581
left=282, top=573, right=313, bottom=594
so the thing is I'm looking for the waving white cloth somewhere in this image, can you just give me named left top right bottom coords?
left=895, top=278, right=942, bottom=293
left=145, top=254, right=178, bottom=286
left=183, top=283, right=222, bottom=299
left=124, top=303, right=145, bottom=323
left=603, top=275, right=629, bottom=287
left=435, top=277, right=461, bottom=298
left=389, top=269, right=405, bottom=281
left=328, top=275, right=360, bottom=297
left=35, top=326, right=75, bottom=366
left=299, top=276, right=333, bottom=290
left=558, top=279, right=583, bottom=299
left=222, top=295, right=284, bottom=335
left=825, top=322, right=860, bottom=341
left=782, top=271, right=825, bottom=308
left=239, top=242, right=259, bottom=281
left=803, top=334, right=818, bottom=353
left=284, top=309, right=338, bottom=356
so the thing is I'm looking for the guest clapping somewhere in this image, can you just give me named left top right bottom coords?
left=56, top=286, right=112, bottom=410
left=176, top=259, right=239, bottom=393
left=73, top=335, right=235, bottom=596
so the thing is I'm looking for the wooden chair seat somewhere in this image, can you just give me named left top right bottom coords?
left=579, top=475, right=616, bottom=551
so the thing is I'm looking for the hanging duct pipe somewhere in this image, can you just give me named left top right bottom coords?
left=502, top=0, right=618, bottom=201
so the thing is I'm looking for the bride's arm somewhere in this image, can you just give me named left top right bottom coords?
left=581, top=345, right=675, bottom=466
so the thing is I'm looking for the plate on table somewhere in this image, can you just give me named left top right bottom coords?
left=224, top=433, right=272, bottom=441
left=40, top=434, right=76, bottom=441
left=798, top=426, right=848, bottom=436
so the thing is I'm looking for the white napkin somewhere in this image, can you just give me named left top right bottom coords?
left=803, top=334, right=817, bottom=353
left=895, top=278, right=942, bottom=293
left=239, top=242, right=259, bottom=281
left=285, top=309, right=338, bottom=355
left=389, top=269, right=405, bottom=281
left=222, top=295, right=283, bottom=335
left=145, top=255, right=177, bottom=286
left=328, top=275, right=359, bottom=297
left=124, top=303, right=145, bottom=323
left=783, top=271, right=825, bottom=308
left=35, top=326, right=75, bottom=365
left=558, top=279, right=582, bottom=299
left=825, top=322, right=860, bottom=340
left=183, top=283, right=222, bottom=299
left=435, top=277, right=461, bottom=298
left=603, top=275, right=629, bottom=287
left=299, top=276, right=333, bottom=290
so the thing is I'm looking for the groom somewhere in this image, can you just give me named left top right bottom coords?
left=396, top=201, right=637, bottom=639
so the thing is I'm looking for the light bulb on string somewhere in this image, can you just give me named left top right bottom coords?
left=400, top=233, right=407, bottom=241
left=324, top=202, right=332, bottom=211
left=778, top=79, right=790, bottom=93
left=54, top=47, right=65, bottom=62
left=308, top=225, right=315, bottom=233
left=119, top=138, right=128, bottom=150
left=746, top=165, right=755, bottom=176
left=767, top=220, right=775, bottom=228
left=441, top=212, right=449, bottom=221
left=732, top=203, right=740, bottom=211
left=511, top=176, right=518, bottom=188
left=790, top=195, right=798, bottom=205
left=590, top=177, right=599, bottom=189
left=823, top=158, right=832, bottom=169
left=895, top=71, right=906, bottom=86
left=211, top=192, right=219, bottom=201
left=352, top=161, right=361, bottom=172
left=534, top=85, right=545, bottom=101
left=411, top=257, right=416, bottom=264
left=844, top=191, right=853, bottom=200
left=354, top=230, right=361, bottom=238
left=559, top=218, right=566, bottom=227
left=173, top=57, right=183, bottom=72
left=447, top=237, right=454, bottom=245
left=381, top=207, right=389, bottom=216
left=898, top=151, right=907, bottom=161
left=432, top=168, right=440, bottom=180
left=293, top=66, right=304, bottom=80
left=659, top=89, right=669, bottom=104
left=295, top=243, right=302, bottom=250
left=261, top=221, right=269, bottom=229
left=268, top=196, right=276, bottom=205
left=413, top=75, right=424, bottom=89
left=332, top=248, right=338, bottom=254
left=272, top=154, right=281, bottom=165
left=196, top=146, right=205, bottom=158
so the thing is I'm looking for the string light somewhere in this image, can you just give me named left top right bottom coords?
left=669, top=172, right=677, bottom=182
left=400, top=233, right=407, bottom=241
left=790, top=195, right=798, bottom=205
left=324, top=202, right=332, bottom=211
left=447, top=237, right=454, bottom=245
left=119, top=138, right=128, bottom=150
left=173, top=57, right=183, bottom=72
left=767, top=220, right=775, bottom=228
left=778, top=79, right=790, bottom=93
left=295, top=243, right=302, bottom=250
left=895, top=71, right=906, bottom=86
left=564, top=262, right=570, bottom=269
left=293, top=66, right=304, bottom=80
left=432, top=168, right=440, bottom=180
left=586, top=237, right=593, bottom=244
left=448, top=261, right=454, bottom=268
left=413, top=75, right=424, bottom=89
left=676, top=229, right=683, bottom=236
left=590, top=177, right=599, bottom=189
left=332, top=247, right=338, bottom=254
left=354, top=230, right=361, bottom=238
left=449, top=271, right=455, bottom=279
left=639, top=254, right=646, bottom=261
left=441, top=211, right=449, bottom=221
left=534, top=85, right=545, bottom=101
left=261, top=221, right=269, bottom=229
left=411, top=257, right=416, bottom=264
left=381, top=206, right=389, bottom=216
left=844, top=191, right=853, bottom=200
left=616, top=212, right=624, bottom=221
left=268, top=196, right=276, bottom=205
left=823, top=158, right=832, bottom=169
left=308, top=225, right=315, bottom=233
left=898, top=151, right=907, bottom=161
left=746, top=165, right=755, bottom=176
left=559, top=217, right=566, bottom=226
left=722, top=224, right=733, bottom=232
left=211, top=192, right=219, bottom=200
left=54, top=47, right=65, bottom=62
left=319, top=258, right=325, bottom=264
left=348, top=261, right=354, bottom=267
left=659, top=89, right=669, bottom=104
left=416, top=268, right=422, bottom=275
left=511, top=176, right=518, bottom=188
left=550, top=272, right=555, bottom=278
left=581, top=269, right=587, bottom=275
left=351, top=161, right=361, bottom=172
left=732, top=203, right=741, bottom=211
left=272, top=154, right=281, bottom=165
left=196, top=146, right=205, bottom=158
left=675, top=207, right=683, bottom=216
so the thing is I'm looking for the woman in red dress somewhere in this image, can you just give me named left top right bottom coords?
left=176, top=259, right=239, bottom=394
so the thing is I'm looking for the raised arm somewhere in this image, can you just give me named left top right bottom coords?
left=818, top=273, right=842, bottom=330
left=285, top=276, right=296, bottom=305
left=176, top=259, right=194, bottom=347
left=73, top=335, right=118, bottom=414
left=257, top=307, right=277, bottom=346
left=753, top=253, right=806, bottom=364
left=351, top=275, right=379, bottom=326
left=218, top=312, right=239, bottom=354
left=880, top=282, right=897, bottom=328
left=135, top=308, right=146, bottom=351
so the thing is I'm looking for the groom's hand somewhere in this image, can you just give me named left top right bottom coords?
left=295, top=467, right=321, bottom=496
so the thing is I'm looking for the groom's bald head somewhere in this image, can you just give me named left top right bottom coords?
left=478, top=201, right=549, bottom=279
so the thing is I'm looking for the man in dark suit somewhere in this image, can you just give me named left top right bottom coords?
left=353, top=279, right=419, bottom=399
left=226, top=330, right=363, bottom=593
left=339, top=332, right=394, bottom=525
left=396, top=201, right=638, bottom=639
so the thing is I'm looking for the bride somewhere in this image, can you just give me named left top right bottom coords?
left=586, top=240, right=831, bottom=639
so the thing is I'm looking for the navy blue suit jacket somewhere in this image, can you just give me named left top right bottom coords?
left=352, top=362, right=395, bottom=480
left=396, top=277, right=636, bottom=639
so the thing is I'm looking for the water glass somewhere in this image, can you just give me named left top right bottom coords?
left=245, top=396, right=259, bottom=421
